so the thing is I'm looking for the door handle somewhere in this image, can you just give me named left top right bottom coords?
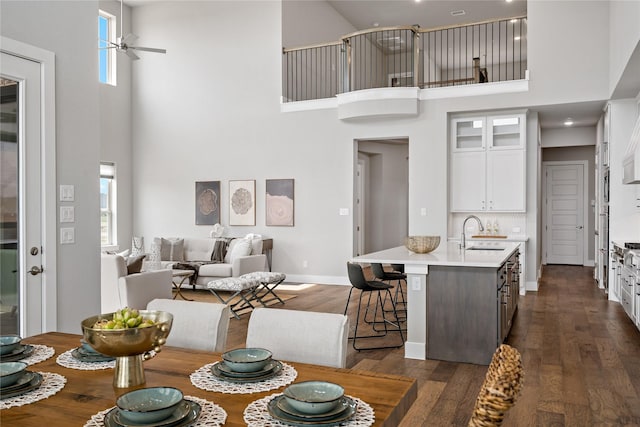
left=29, top=266, right=44, bottom=275
left=576, top=226, right=584, bottom=229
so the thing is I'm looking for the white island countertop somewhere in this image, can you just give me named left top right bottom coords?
left=353, top=240, right=520, bottom=268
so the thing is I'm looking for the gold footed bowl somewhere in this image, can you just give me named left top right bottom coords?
left=81, top=310, right=173, bottom=388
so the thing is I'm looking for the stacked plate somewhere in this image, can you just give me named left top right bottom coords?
left=103, top=387, right=202, bottom=427
left=267, top=381, right=358, bottom=427
left=0, top=361, right=43, bottom=400
left=0, top=335, right=34, bottom=363
left=71, top=340, right=115, bottom=363
left=210, top=348, right=282, bottom=383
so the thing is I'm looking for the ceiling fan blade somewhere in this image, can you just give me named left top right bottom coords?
left=98, top=46, right=117, bottom=50
left=120, top=33, right=138, bottom=45
left=129, top=46, right=167, bottom=54
left=124, top=49, right=140, bottom=60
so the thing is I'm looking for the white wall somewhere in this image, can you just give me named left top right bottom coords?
left=0, top=1, right=102, bottom=332
left=282, top=0, right=355, bottom=47
left=541, top=126, right=597, bottom=148
left=127, top=0, right=616, bottom=285
left=609, top=0, right=640, bottom=96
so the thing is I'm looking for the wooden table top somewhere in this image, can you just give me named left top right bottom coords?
left=1, top=332, right=417, bottom=426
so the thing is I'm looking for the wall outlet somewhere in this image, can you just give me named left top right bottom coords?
left=303, top=260, right=308, bottom=268
left=420, top=207, right=427, bottom=216
left=411, top=276, right=421, bottom=291
left=512, top=226, right=521, bottom=233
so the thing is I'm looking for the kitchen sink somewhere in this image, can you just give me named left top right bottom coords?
left=466, top=246, right=506, bottom=251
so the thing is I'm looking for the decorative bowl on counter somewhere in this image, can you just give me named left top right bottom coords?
left=0, top=335, right=22, bottom=355
left=81, top=310, right=173, bottom=388
left=0, top=361, right=27, bottom=387
left=116, top=386, right=184, bottom=424
left=282, top=381, right=345, bottom=414
left=405, top=235, right=440, bottom=254
left=222, top=348, right=272, bottom=373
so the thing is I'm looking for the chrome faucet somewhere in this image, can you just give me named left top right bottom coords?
left=460, top=215, right=484, bottom=249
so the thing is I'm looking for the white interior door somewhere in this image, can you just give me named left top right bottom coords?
left=1, top=43, right=55, bottom=337
left=544, top=163, right=585, bottom=265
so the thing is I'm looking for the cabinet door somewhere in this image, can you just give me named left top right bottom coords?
left=450, top=151, right=486, bottom=211
left=486, top=149, right=525, bottom=211
left=487, top=114, right=525, bottom=150
left=452, top=117, right=485, bottom=151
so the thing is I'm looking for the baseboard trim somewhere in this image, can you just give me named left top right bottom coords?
left=285, top=274, right=350, bottom=286
left=405, top=341, right=426, bottom=360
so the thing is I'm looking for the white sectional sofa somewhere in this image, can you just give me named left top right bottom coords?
left=156, top=237, right=268, bottom=288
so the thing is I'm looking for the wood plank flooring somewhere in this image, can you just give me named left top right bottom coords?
left=194, top=265, right=640, bottom=426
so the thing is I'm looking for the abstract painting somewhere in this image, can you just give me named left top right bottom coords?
left=266, top=179, right=294, bottom=226
left=195, top=181, right=220, bottom=225
left=229, top=180, right=256, bottom=226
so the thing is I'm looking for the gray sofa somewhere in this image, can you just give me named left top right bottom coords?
left=156, top=237, right=268, bottom=288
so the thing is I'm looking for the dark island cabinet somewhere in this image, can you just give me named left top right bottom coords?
left=426, top=250, right=519, bottom=365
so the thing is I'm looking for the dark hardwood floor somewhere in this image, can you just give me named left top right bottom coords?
left=208, top=265, right=640, bottom=426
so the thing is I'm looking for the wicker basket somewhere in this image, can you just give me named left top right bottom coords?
left=404, top=236, right=440, bottom=254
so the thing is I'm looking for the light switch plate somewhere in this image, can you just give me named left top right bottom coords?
left=60, top=185, right=74, bottom=202
left=60, top=227, right=75, bottom=244
left=420, top=208, right=427, bottom=216
left=60, top=206, right=74, bottom=223
left=339, top=208, right=349, bottom=216
left=411, top=277, right=421, bottom=291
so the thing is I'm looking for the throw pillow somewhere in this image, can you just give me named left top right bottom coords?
left=160, top=238, right=184, bottom=261
left=228, top=239, right=252, bottom=263
left=126, top=254, right=146, bottom=274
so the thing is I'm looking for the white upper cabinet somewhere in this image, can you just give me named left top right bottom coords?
left=450, top=112, right=526, bottom=212
left=487, top=114, right=525, bottom=150
left=451, top=117, right=485, bottom=151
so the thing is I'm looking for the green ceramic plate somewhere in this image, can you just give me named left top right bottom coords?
left=267, top=395, right=357, bottom=426
left=0, top=371, right=43, bottom=400
left=104, top=399, right=201, bottom=427
left=0, top=344, right=34, bottom=362
left=210, top=360, right=282, bottom=383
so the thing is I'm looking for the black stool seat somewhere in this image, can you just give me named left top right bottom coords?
left=370, top=263, right=407, bottom=317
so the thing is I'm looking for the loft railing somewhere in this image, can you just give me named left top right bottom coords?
left=282, top=16, right=527, bottom=103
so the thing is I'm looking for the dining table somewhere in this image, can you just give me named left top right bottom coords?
left=1, top=332, right=417, bottom=426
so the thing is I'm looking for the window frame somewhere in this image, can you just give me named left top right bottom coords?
left=98, top=10, right=117, bottom=86
left=100, top=162, right=117, bottom=247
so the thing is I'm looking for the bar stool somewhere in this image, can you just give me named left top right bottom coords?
left=344, top=262, right=405, bottom=351
left=370, top=263, right=407, bottom=313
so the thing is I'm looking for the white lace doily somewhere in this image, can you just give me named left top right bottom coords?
left=16, top=344, right=55, bottom=366
left=0, top=372, right=67, bottom=410
left=56, top=348, right=115, bottom=370
left=83, top=395, right=227, bottom=427
left=190, top=362, right=297, bottom=394
left=243, top=393, right=375, bottom=427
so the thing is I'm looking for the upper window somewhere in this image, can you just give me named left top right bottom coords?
left=100, top=162, right=117, bottom=246
left=98, top=10, right=116, bottom=85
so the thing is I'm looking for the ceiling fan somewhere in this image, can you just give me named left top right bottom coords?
left=100, top=0, right=166, bottom=60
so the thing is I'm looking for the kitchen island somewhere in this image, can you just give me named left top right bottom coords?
left=353, top=241, right=520, bottom=364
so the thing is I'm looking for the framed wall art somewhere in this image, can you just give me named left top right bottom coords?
left=229, top=180, right=256, bottom=226
left=266, top=179, right=294, bottom=226
left=195, top=181, right=220, bottom=225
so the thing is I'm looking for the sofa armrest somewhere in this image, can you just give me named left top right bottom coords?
left=232, top=254, right=268, bottom=277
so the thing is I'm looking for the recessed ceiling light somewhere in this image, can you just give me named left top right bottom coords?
left=451, top=10, right=466, bottom=16
left=506, top=0, right=513, bottom=3
left=514, top=36, right=521, bottom=41
left=564, top=118, right=574, bottom=126
left=510, top=19, right=518, bottom=23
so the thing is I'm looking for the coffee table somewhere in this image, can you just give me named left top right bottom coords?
left=171, top=270, right=194, bottom=300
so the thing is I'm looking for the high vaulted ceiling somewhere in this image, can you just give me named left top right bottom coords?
left=327, top=0, right=527, bottom=31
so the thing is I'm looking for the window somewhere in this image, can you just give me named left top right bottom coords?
left=98, top=10, right=116, bottom=85
left=100, top=162, right=117, bottom=246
